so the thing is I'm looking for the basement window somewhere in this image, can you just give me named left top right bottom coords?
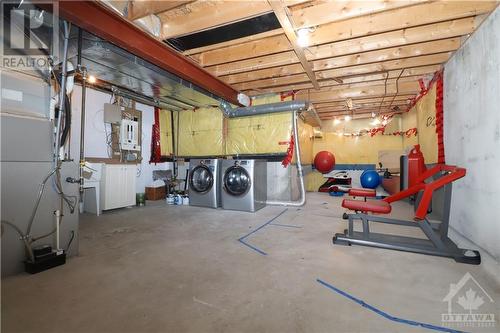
left=165, top=12, right=280, bottom=52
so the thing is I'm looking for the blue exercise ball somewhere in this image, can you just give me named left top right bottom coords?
left=360, top=170, right=380, bottom=189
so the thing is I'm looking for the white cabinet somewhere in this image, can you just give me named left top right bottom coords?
left=100, top=164, right=136, bottom=210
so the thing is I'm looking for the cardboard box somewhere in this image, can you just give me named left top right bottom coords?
left=145, top=186, right=166, bottom=201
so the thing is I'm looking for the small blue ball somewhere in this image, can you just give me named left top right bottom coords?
left=360, top=170, right=380, bottom=189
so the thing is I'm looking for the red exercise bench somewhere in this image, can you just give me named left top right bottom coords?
left=333, top=164, right=481, bottom=265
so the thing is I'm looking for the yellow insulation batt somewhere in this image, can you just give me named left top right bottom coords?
left=400, top=84, right=438, bottom=162
left=313, top=132, right=403, bottom=164
left=158, top=109, right=173, bottom=156
left=225, top=112, right=292, bottom=155
left=297, top=118, right=314, bottom=165
left=177, top=107, right=224, bottom=156
left=158, top=93, right=315, bottom=160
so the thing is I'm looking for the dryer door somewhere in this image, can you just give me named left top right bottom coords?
left=223, top=165, right=251, bottom=196
left=189, top=165, right=214, bottom=194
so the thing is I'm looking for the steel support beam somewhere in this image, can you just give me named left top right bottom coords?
left=40, top=1, right=240, bottom=105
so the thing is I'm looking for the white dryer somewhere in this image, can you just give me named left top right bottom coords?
left=188, top=159, right=221, bottom=208
left=221, top=160, right=267, bottom=212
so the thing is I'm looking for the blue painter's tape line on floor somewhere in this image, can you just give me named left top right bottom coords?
left=316, top=279, right=467, bottom=333
left=238, top=239, right=267, bottom=255
left=237, top=209, right=288, bottom=256
left=269, top=223, right=302, bottom=229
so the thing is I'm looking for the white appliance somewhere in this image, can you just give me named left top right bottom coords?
left=188, top=159, right=221, bottom=208
left=120, top=119, right=140, bottom=151
left=100, top=164, right=136, bottom=210
left=82, top=162, right=103, bottom=216
left=221, top=160, right=267, bottom=212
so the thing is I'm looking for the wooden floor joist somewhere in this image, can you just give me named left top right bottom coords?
left=233, top=52, right=451, bottom=91
left=196, top=2, right=494, bottom=66
left=295, top=81, right=421, bottom=103
left=268, top=0, right=323, bottom=89
left=120, top=0, right=498, bottom=120
left=251, top=65, right=441, bottom=94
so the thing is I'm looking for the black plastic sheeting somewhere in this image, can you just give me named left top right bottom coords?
left=166, top=12, right=280, bottom=52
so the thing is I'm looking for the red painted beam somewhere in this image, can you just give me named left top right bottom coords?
left=42, top=1, right=240, bottom=105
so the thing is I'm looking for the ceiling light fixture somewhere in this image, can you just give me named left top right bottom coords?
left=344, top=115, right=351, bottom=122
left=297, top=28, right=310, bottom=48
left=333, top=118, right=341, bottom=125
left=88, top=75, right=97, bottom=84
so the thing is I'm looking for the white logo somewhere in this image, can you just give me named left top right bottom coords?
left=441, top=272, right=495, bottom=329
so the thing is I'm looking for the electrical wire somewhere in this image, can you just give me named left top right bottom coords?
left=377, top=71, right=390, bottom=116
left=66, top=230, right=75, bottom=252
left=387, top=69, right=405, bottom=113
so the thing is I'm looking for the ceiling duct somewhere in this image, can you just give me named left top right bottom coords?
left=220, top=100, right=308, bottom=118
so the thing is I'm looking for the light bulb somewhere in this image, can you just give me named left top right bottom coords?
left=88, top=75, right=97, bottom=84
left=333, top=118, right=341, bottom=125
left=344, top=115, right=351, bottom=122
left=297, top=29, right=309, bottom=48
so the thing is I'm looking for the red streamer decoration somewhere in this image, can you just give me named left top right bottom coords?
left=281, top=134, right=295, bottom=168
left=149, top=107, right=162, bottom=164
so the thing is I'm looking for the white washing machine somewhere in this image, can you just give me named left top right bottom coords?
left=221, top=160, right=267, bottom=212
left=188, top=159, right=221, bottom=208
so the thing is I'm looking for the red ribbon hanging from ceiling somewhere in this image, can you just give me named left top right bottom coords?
left=149, top=107, right=162, bottom=164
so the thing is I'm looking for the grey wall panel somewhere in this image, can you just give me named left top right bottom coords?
left=444, top=6, right=500, bottom=262
left=1, top=162, right=57, bottom=276
left=1, top=71, right=50, bottom=118
left=1, top=161, right=79, bottom=277
left=0, top=115, right=53, bottom=162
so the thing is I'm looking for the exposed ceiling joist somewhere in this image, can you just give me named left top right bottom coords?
left=194, top=1, right=494, bottom=66
left=313, top=95, right=415, bottom=108
left=207, top=33, right=462, bottom=76
left=268, top=0, right=323, bottom=89
left=291, top=0, right=430, bottom=30
left=233, top=52, right=451, bottom=91
left=159, top=0, right=308, bottom=39
left=128, top=1, right=192, bottom=20
left=295, top=81, right=421, bottom=103
left=249, top=65, right=440, bottom=94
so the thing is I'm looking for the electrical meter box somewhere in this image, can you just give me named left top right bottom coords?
left=120, top=119, right=140, bottom=151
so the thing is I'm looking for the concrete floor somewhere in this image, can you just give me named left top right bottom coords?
left=2, top=193, right=499, bottom=333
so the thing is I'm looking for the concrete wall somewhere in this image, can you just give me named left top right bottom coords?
left=444, top=7, right=500, bottom=274
left=70, top=86, right=170, bottom=194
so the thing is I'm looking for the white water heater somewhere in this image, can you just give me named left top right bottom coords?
left=120, top=119, right=140, bottom=151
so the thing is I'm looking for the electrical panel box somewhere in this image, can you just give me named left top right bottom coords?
left=120, top=119, right=140, bottom=151
left=103, top=103, right=122, bottom=124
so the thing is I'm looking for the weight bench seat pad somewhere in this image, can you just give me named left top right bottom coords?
left=348, top=188, right=376, bottom=197
left=342, top=199, right=392, bottom=214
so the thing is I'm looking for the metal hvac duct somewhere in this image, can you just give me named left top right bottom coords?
left=219, top=100, right=309, bottom=207
left=220, top=100, right=308, bottom=118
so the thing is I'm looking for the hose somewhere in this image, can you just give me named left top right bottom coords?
left=25, top=167, right=58, bottom=236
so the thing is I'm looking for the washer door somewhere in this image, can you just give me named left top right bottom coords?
left=190, top=165, right=214, bottom=194
left=224, top=165, right=251, bottom=196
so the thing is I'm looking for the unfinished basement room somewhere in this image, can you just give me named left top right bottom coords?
left=1, top=1, right=499, bottom=332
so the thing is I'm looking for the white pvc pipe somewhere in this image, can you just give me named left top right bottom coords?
left=55, top=210, right=61, bottom=250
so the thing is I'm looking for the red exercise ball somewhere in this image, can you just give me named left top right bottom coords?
left=314, top=151, right=336, bottom=174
